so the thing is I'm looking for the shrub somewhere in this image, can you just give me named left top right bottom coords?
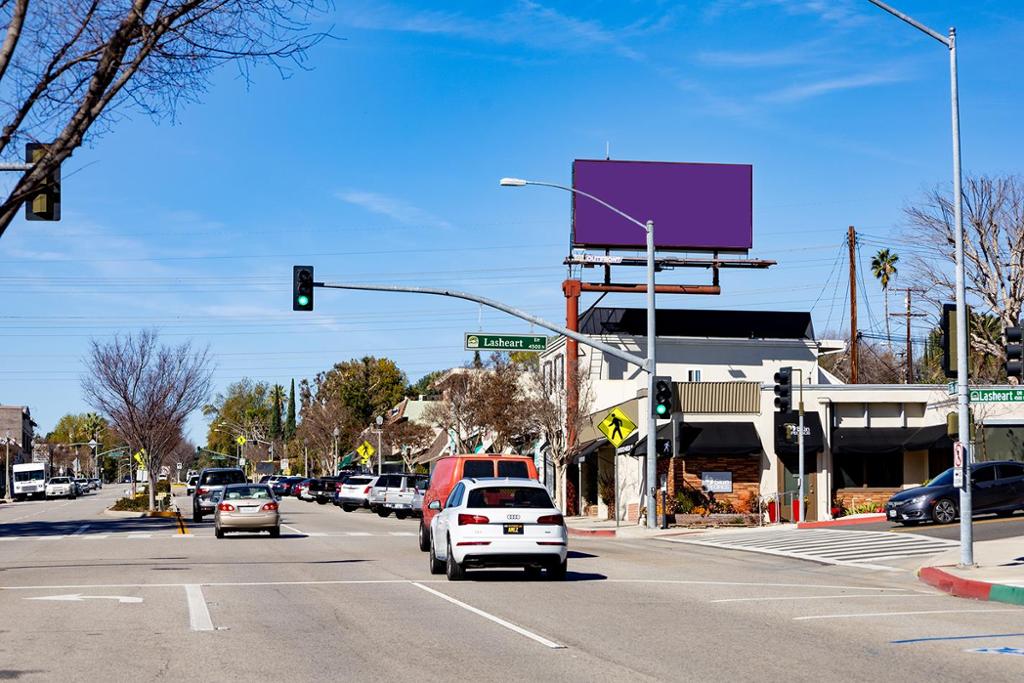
left=849, top=502, right=883, bottom=515
left=675, top=492, right=695, bottom=514
left=111, top=493, right=150, bottom=511
left=691, top=505, right=708, bottom=517
left=156, top=480, right=170, bottom=494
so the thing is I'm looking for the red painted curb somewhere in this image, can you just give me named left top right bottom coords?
left=797, top=514, right=886, bottom=529
left=568, top=527, right=616, bottom=538
left=918, top=566, right=993, bottom=601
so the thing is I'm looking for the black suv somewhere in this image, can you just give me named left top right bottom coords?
left=885, top=460, right=1024, bottom=525
left=193, top=467, right=247, bottom=521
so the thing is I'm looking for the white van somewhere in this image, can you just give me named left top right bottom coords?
left=12, top=463, right=46, bottom=501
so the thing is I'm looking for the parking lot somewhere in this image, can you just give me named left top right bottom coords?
left=1, top=486, right=1024, bottom=681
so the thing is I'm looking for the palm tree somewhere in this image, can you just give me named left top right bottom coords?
left=871, top=249, right=899, bottom=351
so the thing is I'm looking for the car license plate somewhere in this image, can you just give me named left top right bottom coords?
left=503, top=524, right=523, bottom=535
left=888, top=510, right=896, bottom=518
left=240, top=505, right=257, bottom=513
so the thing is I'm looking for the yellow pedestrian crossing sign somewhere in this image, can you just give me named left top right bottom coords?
left=597, top=407, right=637, bottom=448
left=356, top=440, right=376, bottom=464
left=236, top=435, right=246, bottom=446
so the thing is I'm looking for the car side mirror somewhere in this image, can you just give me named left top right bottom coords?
left=428, top=501, right=441, bottom=511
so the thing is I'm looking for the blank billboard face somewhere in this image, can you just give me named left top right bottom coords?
left=571, top=159, right=752, bottom=252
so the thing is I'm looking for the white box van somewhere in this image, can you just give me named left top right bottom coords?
left=12, top=463, right=46, bottom=501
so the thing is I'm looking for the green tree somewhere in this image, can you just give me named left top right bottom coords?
left=202, top=379, right=273, bottom=456
left=270, top=384, right=284, bottom=441
left=407, top=369, right=446, bottom=398
left=285, top=379, right=297, bottom=441
left=320, top=357, right=408, bottom=426
left=870, top=248, right=899, bottom=351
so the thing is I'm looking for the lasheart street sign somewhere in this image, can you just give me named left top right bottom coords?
left=969, top=387, right=1024, bottom=403
left=465, top=333, right=547, bottom=352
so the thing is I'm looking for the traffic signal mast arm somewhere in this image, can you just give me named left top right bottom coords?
left=314, top=281, right=650, bottom=371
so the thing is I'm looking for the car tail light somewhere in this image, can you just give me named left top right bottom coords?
left=197, top=487, right=208, bottom=496
left=363, top=486, right=372, bottom=494
left=537, top=513, right=564, bottom=525
left=458, top=514, right=490, bottom=525
left=261, top=502, right=279, bottom=511
left=218, top=503, right=235, bottom=512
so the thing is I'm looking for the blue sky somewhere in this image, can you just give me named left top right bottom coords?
left=1, top=0, right=1022, bottom=441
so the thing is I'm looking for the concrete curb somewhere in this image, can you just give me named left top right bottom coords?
left=797, top=513, right=886, bottom=529
left=918, top=566, right=1024, bottom=606
left=568, top=527, right=616, bottom=538
left=102, top=508, right=147, bottom=518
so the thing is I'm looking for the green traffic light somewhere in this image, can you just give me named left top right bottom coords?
left=296, top=295, right=310, bottom=306
left=656, top=404, right=668, bottom=415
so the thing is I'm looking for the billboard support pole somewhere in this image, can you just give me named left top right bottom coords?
left=645, top=219, right=658, bottom=530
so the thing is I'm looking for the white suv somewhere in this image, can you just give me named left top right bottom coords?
left=45, top=477, right=77, bottom=499
left=428, top=477, right=567, bottom=581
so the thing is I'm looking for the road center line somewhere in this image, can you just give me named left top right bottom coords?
left=411, top=582, right=565, bottom=650
left=794, top=609, right=1021, bottom=621
left=184, top=584, right=214, bottom=632
left=712, top=594, right=941, bottom=603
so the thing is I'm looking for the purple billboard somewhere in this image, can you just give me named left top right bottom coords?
left=571, top=159, right=752, bottom=252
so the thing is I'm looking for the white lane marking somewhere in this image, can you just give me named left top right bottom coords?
left=7, top=500, right=74, bottom=522
left=282, top=524, right=305, bottom=535
left=712, top=594, right=941, bottom=603
left=2, top=580, right=417, bottom=591
left=662, top=537, right=903, bottom=572
left=604, top=579, right=914, bottom=591
left=27, top=593, right=142, bottom=604
left=71, top=524, right=90, bottom=536
left=184, top=584, right=214, bottom=632
left=389, top=532, right=415, bottom=537
left=347, top=532, right=372, bottom=536
left=79, top=535, right=108, bottom=540
left=126, top=534, right=152, bottom=539
left=411, top=582, right=565, bottom=650
left=794, top=609, right=1021, bottom=621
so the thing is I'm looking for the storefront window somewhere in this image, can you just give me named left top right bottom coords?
left=834, top=453, right=903, bottom=488
left=975, top=425, right=1024, bottom=462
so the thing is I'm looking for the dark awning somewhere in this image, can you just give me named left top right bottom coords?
left=774, top=411, right=824, bottom=455
left=572, top=439, right=604, bottom=464
left=904, top=423, right=954, bottom=451
left=831, top=427, right=916, bottom=456
left=631, top=421, right=761, bottom=458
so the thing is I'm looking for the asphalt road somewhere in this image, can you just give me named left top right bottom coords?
left=837, top=512, right=1024, bottom=541
left=3, top=487, right=1024, bottom=681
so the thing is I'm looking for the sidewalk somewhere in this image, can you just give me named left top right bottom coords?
left=565, top=515, right=698, bottom=540
left=919, top=538, right=1024, bottom=606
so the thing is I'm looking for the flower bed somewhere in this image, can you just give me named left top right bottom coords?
left=672, top=513, right=760, bottom=528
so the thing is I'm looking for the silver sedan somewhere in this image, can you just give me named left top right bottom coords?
left=214, top=484, right=281, bottom=538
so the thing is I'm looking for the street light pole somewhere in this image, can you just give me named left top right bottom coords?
left=868, top=0, right=973, bottom=566
left=376, top=415, right=384, bottom=476
left=4, top=430, right=11, bottom=503
left=500, top=178, right=659, bottom=530
left=333, top=427, right=340, bottom=475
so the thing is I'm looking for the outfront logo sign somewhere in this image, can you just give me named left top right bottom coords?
left=783, top=423, right=811, bottom=441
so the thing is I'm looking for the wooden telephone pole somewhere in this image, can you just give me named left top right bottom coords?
left=890, top=287, right=927, bottom=383
left=848, top=226, right=858, bottom=384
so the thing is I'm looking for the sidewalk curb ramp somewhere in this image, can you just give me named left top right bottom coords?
left=918, top=566, right=1024, bottom=606
left=797, top=513, right=886, bottom=529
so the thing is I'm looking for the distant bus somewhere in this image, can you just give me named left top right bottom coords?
left=12, top=462, right=46, bottom=501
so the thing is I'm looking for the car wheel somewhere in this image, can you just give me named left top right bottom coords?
left=932, top=498, right=957, bottom=524
left=547, top=559, right=567, bottom=581
left=342, top=504, right=356, bottom=512
left=395, top=511, right=408, bottom=520
left=445, top=539, right=464, bottom=581
left=215, top=527, right=224, bottom=539
left=193, top=507, right=203, bottom=523
left=524, top=566, right=543, bottom=580
left=269, top=526, right=281, bottom=538
left=317, top=499, right=328, bottom=505
left=377, top=508, right=391, bottom=518
left=418, top=521, right=431, bottom=552
left=429, top=539, right=445, bottom=575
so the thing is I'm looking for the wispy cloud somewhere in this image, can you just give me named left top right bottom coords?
left=336, top=189, right=453, bottom=230
left=761, top=70, right=910, bottom=103
left=705, top=0, right=869, bottom=29
left=696, top=40, right=828, bottom=68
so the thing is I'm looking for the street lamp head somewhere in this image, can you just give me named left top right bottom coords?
left=333, top=427, right=340, bottom=437
left=499, top=177, right=527, bottom=187
left=375, top=415, right=384, bottom=427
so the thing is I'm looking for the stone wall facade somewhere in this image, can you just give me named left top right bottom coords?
left=671, top=454, right=761, bottom=510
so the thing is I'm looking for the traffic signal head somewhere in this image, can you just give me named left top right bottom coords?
left=293, top=265, right=314, bottom=311
left=652, top=376, right=675, bottom=419
left=773, top=366, right=793, bottom=413
left=1006, top=326, right=1023, bottom=381
left=24, top=142, right=60, bottom=221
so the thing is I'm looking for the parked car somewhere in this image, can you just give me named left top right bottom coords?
left=186, top=475, right=199, bottom=496
left=381, top=474, right=429, bottom=519
left=214, top=483, right=281, bottom=538
left=419, top=455, right=539, bottom=552
left=74, top=477, right=91, bottom=494
left=293, top=478, right=313, bottom=501
left=335, top=475, right=378, bottom=511
left=45, top=477, right=77, bottom=499
left=411, top=477, right=427, bottom=517
left=272, top=476, right=304, bottom=497
left=368, top=474, right=401, bottom=515
left=90, top=478, right=102, bottom=490
left=193, top=467, right=247, bottom=522
left=311, top=474, right=358, bottom=504
left=428, top=477, right=567, bottom=581
left=885, top=461, right=1024, bottom=525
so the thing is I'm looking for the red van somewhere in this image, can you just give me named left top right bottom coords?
left=418, top=454, right=539, bottom=551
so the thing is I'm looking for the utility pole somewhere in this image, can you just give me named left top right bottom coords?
left=890, top=288, right=927, bottom=383
left=848, top=226, right=858, bottom=384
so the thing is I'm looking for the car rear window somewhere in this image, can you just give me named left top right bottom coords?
left=347, top=477, right=371, bottom=485
left=463, top=460, right=494, bottom=478
left=201, top=470, right=246, bottom=486
left=999, top=462, right=1024, bottom=479
left=467, top=486, right=553, bottom=509
left=414, top=478, right=428, bottom=491
left=497, top=461, right=529, bottom=478
left=50, top=477, right=69, bottom=484
left=223, top=485, right=273, bottom=500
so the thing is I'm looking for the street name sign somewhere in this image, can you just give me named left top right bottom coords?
left=465, top=333, right=547, bottom=352
left=968, top=387, right=1024, bottom=403
left=597, top=407, right=637, bottom=448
